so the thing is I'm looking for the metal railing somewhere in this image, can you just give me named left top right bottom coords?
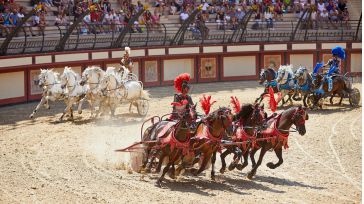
left=0, top=16, right=361, bottom=55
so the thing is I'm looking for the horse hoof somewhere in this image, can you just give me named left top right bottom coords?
left=190, top=169, right=198, bottom=176
left=236, top=164, right=244, bottom=171
left=228, top=163, right=236, bottom=171
left=168, top=170, right=176, bottom=179
left=219, top=168, right=225, bottom=174
left=266, top=162, right=275, bottom=169
left=156, top=180, right=165, bottom=188
left=29, top=115, right=34, bottom=119
left=211, top=175, right=216, bottom=181
left=78, top=110, right=82, bottom=114
left=247, top=172, right=254, bottom=180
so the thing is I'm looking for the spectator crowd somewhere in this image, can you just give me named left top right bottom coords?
left=0, top=0, right=352, bottom=38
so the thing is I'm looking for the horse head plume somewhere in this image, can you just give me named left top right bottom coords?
left=199, top=95, right=216, bottom=115
left=262, top=87, right=280, bottom=112
left=230, top=96, right=241, bottom=114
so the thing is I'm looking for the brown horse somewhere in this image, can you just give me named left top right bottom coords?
left=176, top=107, right=234, bottom=180
left=141, top=105, right=197, bottom=174
left=155, top=116, right=192, bottom=188
left=247, top=106, right=309, bottom=179
left=220, top=103, right=266, bottom=174
left=256, top=68, right=292, bottom=105
left=311, top=73, right=351, bottom=108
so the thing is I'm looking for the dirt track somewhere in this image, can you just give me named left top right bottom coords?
left=0, top=80, right=362, bottom=203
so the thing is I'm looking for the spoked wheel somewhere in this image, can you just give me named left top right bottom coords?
left=137, top=99, right=149, bottom=116
left=349, top=88, right=361, bottom=107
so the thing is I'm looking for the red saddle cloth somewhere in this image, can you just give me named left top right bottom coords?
left=232, top=126, right=259, bottom=151
left=156, top=121, right=176, bottom=138
left=158, top=122, right=190, bottom=155
left=261, top=114, right=290, bottom=149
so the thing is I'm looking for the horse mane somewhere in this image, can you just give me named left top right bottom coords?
left=207, top=106, right=230, bottom=119
left=279, top=64, right=294, bottom=74
left=53, top=71, right=60, bottom=79
left=266, top=68, right=277, bottom=78
left=106, top=66, right=116, bottom=74
left=46, top=69, right=60, bottom=77
left=64, top=66, right=77, bottom=75
left=233, top=104, right=254, bottom=121
left=63, top=67, right=81, bottom=81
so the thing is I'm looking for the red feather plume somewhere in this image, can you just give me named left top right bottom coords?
left=230, top=96, right=241, bottom=114
left=199, top=95, right=216, bottom=115
left=174, top=73, right=191, bottom=93
left=262, top=87, right=278, bottom=112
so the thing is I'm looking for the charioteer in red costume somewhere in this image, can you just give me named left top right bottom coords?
left=170, top=73, right=195, bottom=120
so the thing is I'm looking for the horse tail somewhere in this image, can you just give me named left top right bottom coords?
left=140, top=90, right=150, bottom=100
left=338, top=74, right=352, bottom=93
left=343, top=76, right=352, bottom=91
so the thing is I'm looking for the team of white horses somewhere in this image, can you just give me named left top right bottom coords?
left=29, top=66, right=150, bottom=120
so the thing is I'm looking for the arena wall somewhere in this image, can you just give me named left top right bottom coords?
left=0, top=41, right=361, bottom=106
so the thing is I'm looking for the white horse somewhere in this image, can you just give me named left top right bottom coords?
left=59, top=66, right=87, bottom=120
left=112, top=66, right=149, bottom=113
left=100, top=66, right=150, bottom=116
left=98, top=69, right=121, bottom=117
left=29, top=69, right=67, bottom=119
left=276, top=64, right=296, bottom=106
left=80, top=66, right=105, bottom=117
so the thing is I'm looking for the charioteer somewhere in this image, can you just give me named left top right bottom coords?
left=170, top=73, right=195, bottom=121
left=323, top=46, right=346, bottom=76
left=120, top=46, right=134, bottom=74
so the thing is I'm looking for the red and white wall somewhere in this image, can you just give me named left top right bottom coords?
left=0, top=41, right=361, bottom=106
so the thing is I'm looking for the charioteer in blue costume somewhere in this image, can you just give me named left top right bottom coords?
left=312, top=46, right=346, bottom=95
left=323, top=46, right=345, bottom=76
left=313, top=46, right=346, bottom=77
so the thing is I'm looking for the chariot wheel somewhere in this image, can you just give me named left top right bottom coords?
left=137, top=99, right=149, bottom=116
left=129, top=148, right=146, bottom=173
left=349, top=88, right=360, bottom=107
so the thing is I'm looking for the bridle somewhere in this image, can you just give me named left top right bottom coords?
left=82, top=71, right=102, bottom=89
left=62, top=72, right=77, bottom=93
left=40, top=72, right=59, bottom=88
left=291, top=108, right=306, bottom=126
left=250, top=106, right=265, bottom=128
left=217, top=108, right=233, bottom=131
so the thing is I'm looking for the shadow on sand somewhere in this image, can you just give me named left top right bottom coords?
left=144, top=170, right=325, bottom=196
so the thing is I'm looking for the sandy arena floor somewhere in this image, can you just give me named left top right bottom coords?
left=0, top=80, right=362, bottom=203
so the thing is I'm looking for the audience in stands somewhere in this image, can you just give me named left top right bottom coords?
left=0, top=0, right=355, bottom=38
